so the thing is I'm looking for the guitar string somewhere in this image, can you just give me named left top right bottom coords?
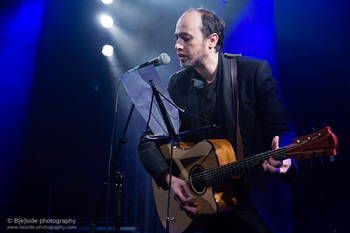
left=181, top=134, right=323, bottom=187
left=200, top=150, right=328, bottom=186
left=203, top=146, right=291, bottom=182
left=209, top=133, right=327, bottom=182
left=189, top=134, right=328, bottom=187
left=200, top=150, right=328, bottom=187
left=187, top=143, right=297, bottom=187
left=187, top=143, right=298, bottom=187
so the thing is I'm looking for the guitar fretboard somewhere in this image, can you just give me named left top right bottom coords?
left=203, top=146, right=289, bottom=185
left=183, top=127, right=336, bottom=191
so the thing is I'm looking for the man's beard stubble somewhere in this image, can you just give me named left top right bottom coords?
left=180, top=43, right=207, bottom=69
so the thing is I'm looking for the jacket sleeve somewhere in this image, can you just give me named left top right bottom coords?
left=137, top=132, right=170, bottom=189
left=253, top=60, right=299, bottom=182
left=253, top=59, right=298, bottom=147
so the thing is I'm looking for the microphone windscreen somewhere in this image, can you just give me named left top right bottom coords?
left=158, top=53, right=171, bottom=65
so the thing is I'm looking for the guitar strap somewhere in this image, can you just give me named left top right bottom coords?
left=230, top=56, right=244, bottom=161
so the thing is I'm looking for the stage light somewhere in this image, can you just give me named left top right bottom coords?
left=102, top=44, right=114, bottom=57
left=101, top=0, right=113, bottom=4
left=100, top=15, right=113, bottom=28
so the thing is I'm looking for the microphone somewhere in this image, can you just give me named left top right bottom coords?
left=132, top=53, right=171, bottom=71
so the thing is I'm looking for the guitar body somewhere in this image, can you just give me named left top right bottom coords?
left=152, top=139, right=238, bottom=233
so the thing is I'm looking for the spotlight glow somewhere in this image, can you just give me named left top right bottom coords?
left=102, top=44, right=114, bottom=57
left=100, top=15, right=113, bottom=28
left=102, top=0, right=113, bottom=4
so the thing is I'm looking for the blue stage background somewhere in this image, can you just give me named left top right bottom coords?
left=1, top=0, right=349, bottom=232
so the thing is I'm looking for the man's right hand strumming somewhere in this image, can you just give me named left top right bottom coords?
left=165, top=174, right=198, bottom=215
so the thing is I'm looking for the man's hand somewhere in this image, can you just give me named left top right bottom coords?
left=165, top=174, right=198, bottom=215
left=261, top=136, right=292, bottom=177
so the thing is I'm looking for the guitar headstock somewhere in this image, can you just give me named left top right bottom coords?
left=287, top=126, right=338, bottom=161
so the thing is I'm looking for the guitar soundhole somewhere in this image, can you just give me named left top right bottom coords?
left=189, top=165, right=206, bottom=195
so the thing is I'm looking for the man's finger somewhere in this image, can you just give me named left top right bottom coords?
left=181, top=183, right=195, bottom=199
left=182, top=205, right=198, bottom=215
left=174, top=191, right=188, bottom=206
left=271, top=136, right=279, bottom=150
left=268, top=157, right=283, bottom=167
left=265, top=162, right=279, bottom=173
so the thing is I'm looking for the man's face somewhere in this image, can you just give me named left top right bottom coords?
left=174, top=11, right=208, bottom=69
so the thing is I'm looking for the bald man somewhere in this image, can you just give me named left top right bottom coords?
left=139, top=8, right=297, bottom=233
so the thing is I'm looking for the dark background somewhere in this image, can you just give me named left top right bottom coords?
left=1, top=0, right=349, bottom=232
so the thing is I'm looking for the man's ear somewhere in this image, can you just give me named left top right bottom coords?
left=208, top=33, right=219, bottom=50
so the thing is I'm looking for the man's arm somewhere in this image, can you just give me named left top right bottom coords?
left=137, top=133, right=170, bottom=189
left=138, top=134, right=199, bottom=215
left=253, top=60, right=298, bottom=180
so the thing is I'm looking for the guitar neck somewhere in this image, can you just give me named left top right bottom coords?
left=202, top=126, right=337, bottom=185
left=204, top=146, right=289, bottom=185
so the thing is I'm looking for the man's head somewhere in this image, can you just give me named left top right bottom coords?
left=174, top=8, right=225, bottom=69
left=195, top=8, right=225, bottom=52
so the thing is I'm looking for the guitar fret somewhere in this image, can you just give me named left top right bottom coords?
left=204, top=146, right=291, bottom=185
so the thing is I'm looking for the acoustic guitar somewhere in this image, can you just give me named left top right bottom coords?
left=152, top=127, right=338, bottom=233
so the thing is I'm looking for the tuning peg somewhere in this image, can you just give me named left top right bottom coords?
left=311, top=127, right=315, bottom=133
left=322, top=123, right=327, bottom=128
left=301, top=130, right=306, bottom=136
left=329, top=155, right=335, bottom=162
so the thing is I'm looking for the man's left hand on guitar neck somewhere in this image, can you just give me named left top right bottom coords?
left=262, top=136, right=292, bottom=177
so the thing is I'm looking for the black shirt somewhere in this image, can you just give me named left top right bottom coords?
left=191, top=56, right=253, bottom=211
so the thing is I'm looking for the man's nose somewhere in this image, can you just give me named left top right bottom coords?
left=175, top=40, right=183, bottom=50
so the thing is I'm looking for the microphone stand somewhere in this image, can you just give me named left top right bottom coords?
left=89, top=91, right=136, bottom=233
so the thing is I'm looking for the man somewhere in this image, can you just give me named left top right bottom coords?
left=138, top=8, right=298, bottom=233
